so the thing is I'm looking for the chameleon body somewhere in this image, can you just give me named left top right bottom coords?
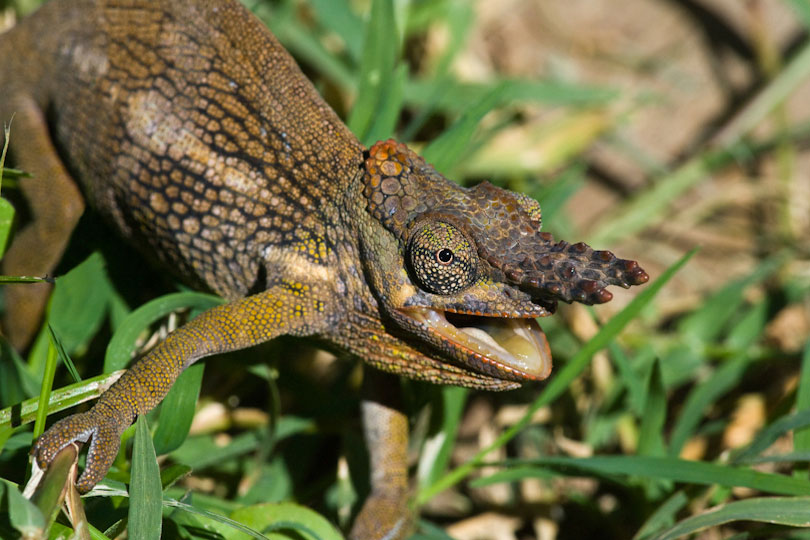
left=0, top=0, right=648, bottom=537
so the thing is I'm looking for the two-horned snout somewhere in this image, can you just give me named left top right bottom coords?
left=491, top=234, right=650, bottom=306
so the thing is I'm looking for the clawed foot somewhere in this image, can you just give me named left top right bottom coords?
left=31, top=409, right=125, bottom=493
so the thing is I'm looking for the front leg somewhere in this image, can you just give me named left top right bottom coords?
left=350, top=370, right=413, bottom=540
left=31, top=284, right=326, bottom=492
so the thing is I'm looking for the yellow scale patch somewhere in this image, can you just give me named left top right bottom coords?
left=282, top=279, right=310, bottom=295
left=294, top=230, right=329, bottom=261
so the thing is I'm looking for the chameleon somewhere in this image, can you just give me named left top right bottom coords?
left=0, top=0, right=649, bottom=537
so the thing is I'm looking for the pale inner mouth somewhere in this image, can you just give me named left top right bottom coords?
left=407, top=308, right=553, bottom=380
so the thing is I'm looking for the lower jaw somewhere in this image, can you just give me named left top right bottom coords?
left=404, top=308, right=553, bottom=381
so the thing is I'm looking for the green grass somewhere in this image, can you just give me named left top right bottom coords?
left=2, top=0, right=810, bottom=539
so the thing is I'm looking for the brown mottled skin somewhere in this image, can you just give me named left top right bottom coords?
left=0, top=0, right=648, bottom=537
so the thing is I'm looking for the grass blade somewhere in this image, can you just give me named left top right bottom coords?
left=347, top=0, right=399, bottom=144
left=0, top=371, right=124, bottom=429
left=307, top=0, right=363, bottom=61
left=732, top=408, right=810, bottom=465
left=478, top=456, right=810, bottom=497
left=652, top=497, right=810, bottom=540
left=152, top=363, right=204, bottom=456
left=795, top=339, right=810, bottom=458
left=608, top=342, right=647, bottom=416
left=129, top=416, right=162, bottom=540
left=48, top=252, right=113, bottom=354
left=32, top=340, right=58, bottom=440
left=0, top=275, right=49, bottom=283
left=170, top=432, right=265, bottom=471
left=0, top=119, right=15, bottom=261
left=677, top=255, right=784, bottom=344
left=0, top=340, right=39, bottom=405
left=633, top=490, right=690, bottom=540
left=231, top=502, right=344, bottom=540
left=2, top=478, right=45, bottom=538
left=0, top=116, right=10, bottom=192
left=531, top=164, right=586, bottom=228
left=668, top=355, right=751, bottom=458
left=47, top=325, right=81, bottom=384
left=363, top=63, right=407, bottom=143
left=417, top=386, right=469, bottom=490
left=412, top=519, right=458, bottom=540
left=0, top=199, right=13, bottom=260
left=421, top=83, right=507, bottom=175
left=399, top=3, right=475, bottom=141
left=405, top=79, right=617, bottom=113
left=29, top=444, right=78, bottom=535
left=161, top=497, right=267, bottom=539
left=637, top=359, right=666, bottom=457
left=725, top=299, right=769, bottom=350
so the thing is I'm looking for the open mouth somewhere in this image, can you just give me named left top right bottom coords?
left=405, top=308, right=553, bottom=380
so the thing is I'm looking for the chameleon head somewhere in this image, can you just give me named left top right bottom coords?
left=358, top=139, right=649, bottom=388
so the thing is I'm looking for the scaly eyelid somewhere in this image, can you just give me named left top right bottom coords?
left=406, top=220, right=478, bottom=296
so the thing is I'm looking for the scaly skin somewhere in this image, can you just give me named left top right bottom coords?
left=0, top=1, right=648, bottom=537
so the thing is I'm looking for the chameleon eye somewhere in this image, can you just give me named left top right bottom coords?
left=408, top=221, right=477, bottom=295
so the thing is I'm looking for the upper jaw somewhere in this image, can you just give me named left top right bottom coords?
left=400, top=306, right=553, bottom=382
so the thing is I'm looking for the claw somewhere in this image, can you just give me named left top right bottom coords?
left=32, top=409, right=124, bottom=493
